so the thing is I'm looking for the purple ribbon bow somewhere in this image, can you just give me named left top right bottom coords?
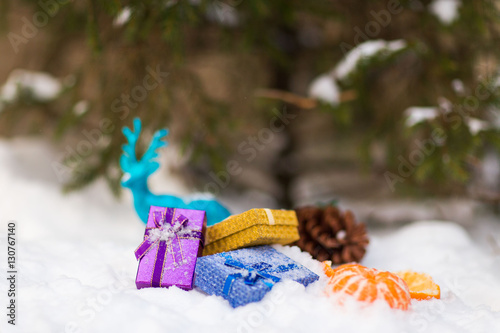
left=134, top=208, right=204, bottom=287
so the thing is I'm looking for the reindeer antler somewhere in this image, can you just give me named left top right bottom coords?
left=120, top=117, right=231, bottom=225
left=140, top=127, right=168, bottom=163
left=120, top=118, right=141, bottom=172
left=120, top=118, right=169, bottom=173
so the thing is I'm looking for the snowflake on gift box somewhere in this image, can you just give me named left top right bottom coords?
left=148, top=219, right=197, bottom=243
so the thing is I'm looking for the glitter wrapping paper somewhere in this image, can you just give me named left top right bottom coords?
left=194, top=246, right=319, bottom=308
left=203, top=209, right=300, bottom=256
left=135, top=206, right=206, bottom=290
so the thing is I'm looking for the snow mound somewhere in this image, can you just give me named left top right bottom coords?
left=0, top=138, right=499, bottom=332
left=365, top=221, right=500, bottom=313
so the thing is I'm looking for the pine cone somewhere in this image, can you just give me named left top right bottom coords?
left=294, top=205, right=369, bottom=264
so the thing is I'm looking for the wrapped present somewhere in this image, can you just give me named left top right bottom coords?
left=194, top=246, right=319, bottom=307
left=135, top=206, right=206, bottom=290
left=203, top=208, right=300, bottom=256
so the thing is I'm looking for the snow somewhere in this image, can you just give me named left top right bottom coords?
left=451, top=79, right=465, bottom=94
left=72, top=100, right=89, bottom=116
left=429, top=0, right=461, bottom=24
left=144, top=0, right=241, bottom=27
left=466, top=118, right=489, bottom=135
left=404, top=106, right=489, bottom=134
left=307, top=39, right=406, bottom=106
left=148, top=218, right=196, bottom=242
left=0, top=69, right=63, bottom=110
left=404, top=106, right=439, bottom=127
left=113, top=7, right=132, bottom=27
left=206, top=2, right=240, bottom=27
left=365, top=221, right=500, bottom=312
left=308, top=74, right=340, bottom=106
left=334, top=39, right=407, bottom=80
left=0, top=137, right=500, bottom=332
left=493, top=73, right=500, bottom=89
left=475, top=151, right=500, bottom=190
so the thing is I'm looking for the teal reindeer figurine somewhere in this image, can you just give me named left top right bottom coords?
left=120, top=118, right=231, bottom=226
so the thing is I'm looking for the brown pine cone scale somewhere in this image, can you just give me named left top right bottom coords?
left=294, top=205, right=369, bottom=264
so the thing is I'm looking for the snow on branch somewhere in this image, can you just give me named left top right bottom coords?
left=0, top=69, right=65, bottom=112
left=404, top=105, right=490, bottom=135
left=404, top=107, right=440, bottom=127
left=429, top=0, right=461, bottom=25
left=334, top=39, right=407, bottom=80
left=307, top=39, right=407, bottom=106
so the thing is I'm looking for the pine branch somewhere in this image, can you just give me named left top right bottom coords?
left=255, top=88, right=357, bottom=109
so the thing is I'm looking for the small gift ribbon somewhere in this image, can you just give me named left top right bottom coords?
left=221, top=254, right=298, bottom=296
left=263, top=209, right=275, bottom=225
left=134, top=207, right=204, bottom=287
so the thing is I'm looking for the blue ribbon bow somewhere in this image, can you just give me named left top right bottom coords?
left=221, top=256, right=298, bottom=296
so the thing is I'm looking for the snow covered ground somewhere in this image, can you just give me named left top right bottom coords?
left=0, top=138, right=500, bottom=333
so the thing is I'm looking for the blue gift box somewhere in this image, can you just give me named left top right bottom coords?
left=194, top=246, right=319, bottom=308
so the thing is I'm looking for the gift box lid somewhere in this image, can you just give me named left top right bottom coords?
left=205, top=209, right=298, bottom=245
left=194, top=245, right=319, bottom=308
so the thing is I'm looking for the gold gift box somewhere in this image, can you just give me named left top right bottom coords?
left=202, top=208, right=300, bottom=256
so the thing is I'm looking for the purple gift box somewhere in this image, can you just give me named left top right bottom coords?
left=135, top=206, right=206, bottom=290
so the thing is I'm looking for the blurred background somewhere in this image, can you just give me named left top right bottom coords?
left=1, top=0, right=500, bottom=226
